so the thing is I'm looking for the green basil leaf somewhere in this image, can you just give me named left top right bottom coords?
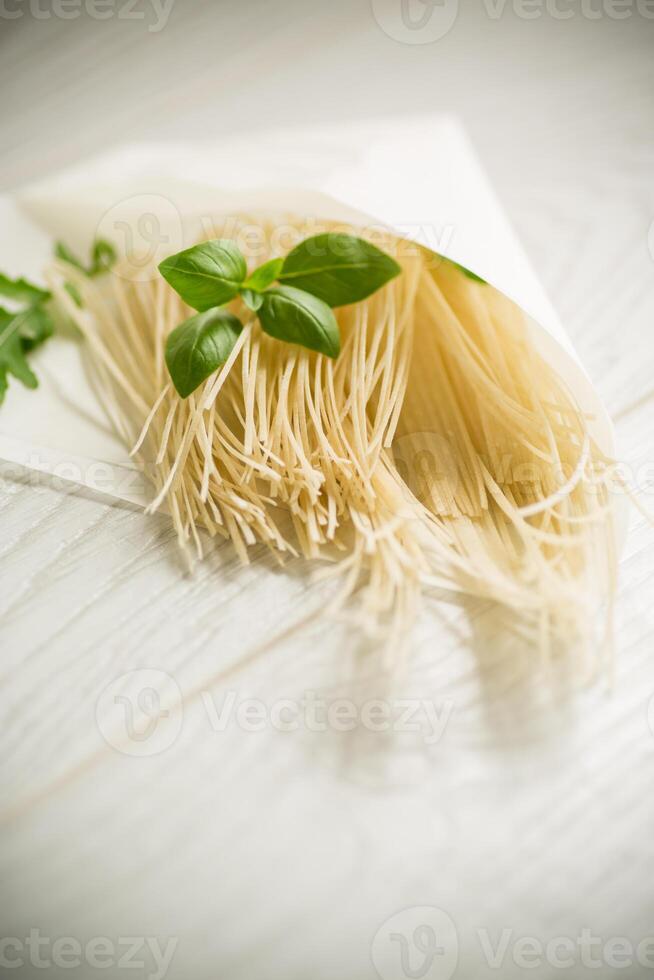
left=165, top=308, right=243, bottom=398
left=159, top=239, right=247, bottom=312
left=258, top=286, right=340, bottom=358
left=279, top=233, right=401, bottom=307
left=0, top=272, right=50, bottom=306
left=243, top=257, right=283, bottom=292
left=241, top=288, right=264, bottom=312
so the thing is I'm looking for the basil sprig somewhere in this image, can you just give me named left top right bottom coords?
left=159, top=233, right=401, bottom=398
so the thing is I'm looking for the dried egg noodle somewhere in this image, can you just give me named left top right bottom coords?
left=46, top=216, right=617, bottom=671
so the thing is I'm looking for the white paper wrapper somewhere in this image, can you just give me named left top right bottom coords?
left=0, top=115, right=615, bottom=508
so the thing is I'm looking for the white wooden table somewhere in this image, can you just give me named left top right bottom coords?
left=1, top=4, right=654, bottom=978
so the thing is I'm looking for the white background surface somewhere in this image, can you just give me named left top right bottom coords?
left=1, top=3, right=654, bottom=979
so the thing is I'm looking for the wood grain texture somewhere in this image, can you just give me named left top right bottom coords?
left=1, top=4, right=654, bottom=978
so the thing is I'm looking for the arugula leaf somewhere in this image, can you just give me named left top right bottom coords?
left=159, top=240, right=247, bottom=312
left=54, top=241, right=86, bottom=273
left=64, top=282, right=83, bottom=308
left=243, top=257, right=283, bottom=292
left=55, top=238, right=117, bottom=278
left=165, top=308, right=243, bottom=398
left=0, top=237, right=116, bottom=407
left=279, top=233, right=401, bottom=307
left=0, top=304, right=53, bottom=404
left=0, top=272, right=50, bottom=306
left=54, top=238, right=117, bottom=315
left=258, top=286, right=340, bottom=358
left=90, top=239, right=117, bottom=276
left=17, top=304, right=54, bottom=347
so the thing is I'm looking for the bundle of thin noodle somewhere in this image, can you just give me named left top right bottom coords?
left=46, top=215, right=616, bottom=669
